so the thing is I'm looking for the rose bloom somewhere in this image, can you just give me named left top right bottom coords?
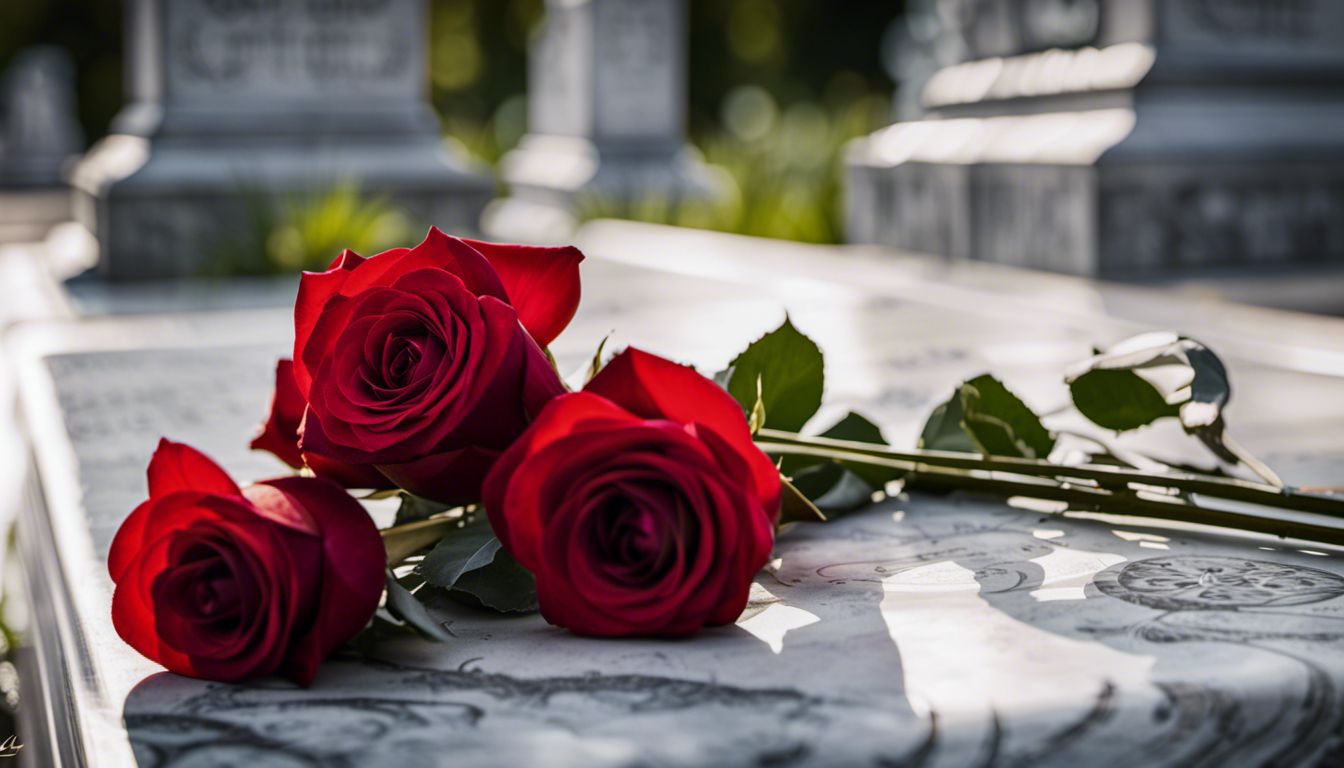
left=293, top=227, right=582, bottom=504
left=250, top=358, right=392, bottom=489
left=484, top=349, right=782, bottom=636
left=109, top=440, right=385, bottom=686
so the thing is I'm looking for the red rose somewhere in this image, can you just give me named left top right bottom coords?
left=250, top=358, right=392, bottom=489
left=483, top=349, right=782, bottom=636
left=109, top=440, right=385, bottom=686
left=293, top=228, right=582, bottom=504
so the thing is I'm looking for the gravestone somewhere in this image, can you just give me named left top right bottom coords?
left=0, top=47, right=83, bottom=188
left=848, top=0, right=1344, bottom=276
left=12, top=227, right=1344, bottom=765
left=69, top=0, right=493, bottom=280
left=484, top=0, right=724, bottom=243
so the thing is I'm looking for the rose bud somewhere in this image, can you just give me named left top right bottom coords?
left=250, top=358, right=392, bottom=489
left=484, top=348, right=782, bottom=636
left=109, top=439, right=385, bottom=686
left=293, top=228, right=583, bottom=504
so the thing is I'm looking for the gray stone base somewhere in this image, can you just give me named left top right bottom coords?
left=848, top=152, right=1344, bottom=277
left=71, top=134, right=493, bottom=280
left=484, top=134, right=726, bottom=243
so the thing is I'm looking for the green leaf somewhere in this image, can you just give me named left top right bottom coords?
left=1067, top=332, right=1230, bottom=434
left=419, top=519, right=503, bottom=590
left=918, top=391, right=977, bottom=453
left=416, top=516, right=538, bottom=613
left=790, top=462, right=874, bottom=514
left=959, top=374, right=1055, bottom=459
left=1068, top=369, right=1179, bottom=432
left=777, top=411, right=899, bottom=516
left=722, top=317, right=824, bottom=432
left=450, top=549, right=538, bottom=613
left=778, top=475, right=827, bottom=524
left=383, top=571, right=453, bottom=642
left=395, top=493, right=452, bottom=525
left=1180, top=344, right=1231, bottom=431
left=820, top=411, right=902, bottom=488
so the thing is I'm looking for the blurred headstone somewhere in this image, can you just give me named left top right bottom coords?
left=0, top=47, right=83, bottom=188
left=70, top=0, right=492, bottom=280
left=848, top=0, right=1344, bottom=275
left=485, top=0, right=725, bottom=243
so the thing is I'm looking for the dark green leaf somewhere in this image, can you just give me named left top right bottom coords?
left=959, top=374, right=1055, bottom=459
left=1068, top=332, right=1230, bottom=433
left=723, top=317, right=824, bottom=432
left=778, top=411, right=900, bottom=509
left=789, top=459, right=843, bottom=500
left=1067, top=369, right=1179, bottom=432
left=778, top=475, right=827, bottom=524
left=383, top=571, right=453, bottom=642
left=791, top=462, right=874, bottom=514
left=918, top=391, right=977, bottom=453
left=822, top=411, right=903, bottom=488
left=395, top=493, right=452, bottom=525
left=419, top=519, right=503, bottom=590
left=1180, top=345, right=1230, bottom=431
left=450, top=549, right=539, bottom=613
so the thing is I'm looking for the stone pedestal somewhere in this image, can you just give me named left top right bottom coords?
left=848, top=0, right=1344, bottom=276
left=484, top=0, right=724, bottom=243
left=71, top=0, right=493, bottom=280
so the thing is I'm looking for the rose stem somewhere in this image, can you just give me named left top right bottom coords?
left=755, top=429, right=1344, bottom=520
left=758, top=441, right=1344, bottom=546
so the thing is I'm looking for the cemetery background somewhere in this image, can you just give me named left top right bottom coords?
left=1, top=0, right=1344, bottom=764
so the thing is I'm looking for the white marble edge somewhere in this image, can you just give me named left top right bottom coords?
left=8, top=310, right=295, bottom=766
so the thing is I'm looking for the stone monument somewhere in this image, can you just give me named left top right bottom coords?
left=847, top=0, right=1344, bottom=275
left=484, top=0, right=725, bottom=243
left=70, top=0, right=493, bottom=280
left=0, top=47, right=83, bottom=188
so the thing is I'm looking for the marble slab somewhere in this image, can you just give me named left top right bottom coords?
left=13, top=226, right=1344, bottom=766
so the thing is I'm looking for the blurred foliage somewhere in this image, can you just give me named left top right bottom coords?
left=579, top=91, right=889, bottom=244
left=210, top=183, right=415, bottom=276
left=2, top=0, right=900, bottom=250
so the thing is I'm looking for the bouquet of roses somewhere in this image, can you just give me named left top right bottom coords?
left=109, top=228, right=1344, bottom=686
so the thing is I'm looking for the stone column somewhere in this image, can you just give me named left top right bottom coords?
left=484, top=0, right=724, bottom=243
left=71, top=0, right=493, bottom=280
left=847, top=0, right=1344, bottom=275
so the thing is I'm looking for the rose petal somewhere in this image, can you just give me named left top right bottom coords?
left=250, top=359, right=306, bottom=468
left=463, top=238, right=584, bottom=347
left=147, top=439, right=241, bottom=499
left=586, top=349, right=781, bottom=519
left=258, top=476, right=385, bottom=687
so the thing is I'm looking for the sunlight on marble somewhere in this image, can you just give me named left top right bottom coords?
left=736, top=604, right=821, bottom=654
left=1027, top=546, right=1126, bottom=602
left=1112, top=530, right=1170, bottom=543
left=880, top=559, right=1154, bottom=724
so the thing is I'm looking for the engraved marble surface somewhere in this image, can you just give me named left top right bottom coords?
left=16, top=225, right=1344, bottom=765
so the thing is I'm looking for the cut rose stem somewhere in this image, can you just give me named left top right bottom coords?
left=755, top=429, right=1344, bottom=520
left=757, top=442, right=1344, bottom=546
left=906, top=466, right=1344, bottom=547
